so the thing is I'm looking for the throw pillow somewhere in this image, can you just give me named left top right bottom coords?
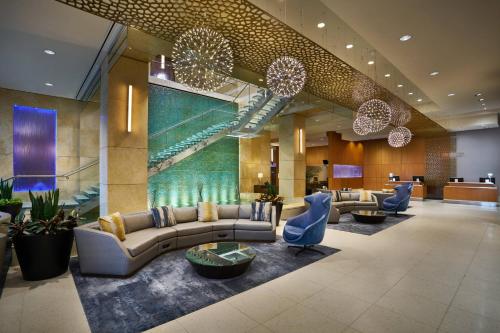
left=98, top=212, right=126, bottom=241
left=250, top=201, right=272, bottom=221
left=198, top=202, right=218, bottom=222
left=151, top=205, right=177, bottom=228
left=359, top=190, right=372, bottom=202
left=332, top=190, right=342, bottom=202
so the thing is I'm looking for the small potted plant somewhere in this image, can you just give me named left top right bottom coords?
left=0, top=178, right=23, bottom=223
left=4, top=188, right=78, bottom=281
left=256, top=182, right=284, bottom=225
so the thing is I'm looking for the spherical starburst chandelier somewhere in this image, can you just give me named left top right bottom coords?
left=266, top=56, right=306, bottom=97
left=357, top=99, right=392, bottom=133
left=353, top=116, right=370, bottom=135
left=389, top=100, right=412, bottom=126
left=172, top=27, right=233, bottom=92
left=388, top=126, right=412, bottom=147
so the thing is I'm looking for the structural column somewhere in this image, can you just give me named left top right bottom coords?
left=278, top=114, right=306, bottom=200
left=100, top=56, right=149, bottom=215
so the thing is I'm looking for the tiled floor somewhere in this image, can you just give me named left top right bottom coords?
left=1, top=200, right=500, bottom=333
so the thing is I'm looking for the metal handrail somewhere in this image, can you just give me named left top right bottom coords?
left=4, top=159, right=99, bottom=182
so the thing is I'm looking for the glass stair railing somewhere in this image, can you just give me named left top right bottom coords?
left=148, top=87, right=271, bottom=174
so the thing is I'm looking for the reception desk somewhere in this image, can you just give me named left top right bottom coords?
left=383, top=181, right=427, bottom=200
left=443, top=182, right=498, bottom=204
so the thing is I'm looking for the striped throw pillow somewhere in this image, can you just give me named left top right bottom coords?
left=250, top=201, right=272, bottom=222
left=151, top=205, right=177, bottom=228
left=332, top=190, right=342, bottom=202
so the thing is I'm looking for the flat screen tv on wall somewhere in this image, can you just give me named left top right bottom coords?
left=333, top=164, right=363, bottom=178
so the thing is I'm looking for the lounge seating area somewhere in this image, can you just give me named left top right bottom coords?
left=75, top=204, right=276, bottom=276
left=1, top=1, right=499, bottom=332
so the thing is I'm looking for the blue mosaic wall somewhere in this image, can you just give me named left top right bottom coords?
left=148, top=84, right=239, bottom=207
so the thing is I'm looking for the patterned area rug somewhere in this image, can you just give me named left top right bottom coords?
left=327, top=212, right=414, bottom=235
left=70, top=237, right=340, bottom=333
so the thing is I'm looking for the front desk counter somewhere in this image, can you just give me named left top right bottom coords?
left=443, top=182, right=498, bottom=204
left=383, top=180, right=427, bottom=200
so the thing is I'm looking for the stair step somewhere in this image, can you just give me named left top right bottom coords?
left=74, top=194, right=90, bottom=203
left=83, top=190, right=98, bottom=197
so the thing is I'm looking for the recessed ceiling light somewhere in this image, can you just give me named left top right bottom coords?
left=367, top=60, right=375, bottom=65
left=384, top=73, right=391, bottom=78
left=317, top=22, right=325, bottom=28
left=397, top=84, right=403, bottom=88
left=400, top=34, right=412, bottom=41
left=258, top=78, right=263, bottom=82
left=474, top=92, right=482, bottom=97
left=44, top=49, right=55, bottom=55
left=429, top=71, right=439, bottom=76
left=44, top=82, right=53, bottom=87
left=479, top=98, right=484, bottom=101
left=408, top=92, right=414, bottom=95
left=345, top=44, right=353, bottom=49
left=483, top=107, right=487, bottom=110
left=315, top=119, right=320, bottom=122
left=448, top=93, right=455, bottom=96
left=417, top=98, right=423, bottom=102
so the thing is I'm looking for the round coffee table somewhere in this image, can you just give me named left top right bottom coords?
left=185, top=242, right=256, bottom=279
left=351, top=210, right=386, bottom=223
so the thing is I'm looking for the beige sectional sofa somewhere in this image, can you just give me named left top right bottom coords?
left=325, top=191, right=379, bottom=223
left=74, top=204, right=276, bottom=276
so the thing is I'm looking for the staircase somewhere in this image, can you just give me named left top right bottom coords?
left=148, top=88, right=291, bottom=176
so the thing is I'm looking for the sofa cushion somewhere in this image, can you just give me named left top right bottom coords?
left=341, top=192, right=360, bottom=201
left=173, top=207, right=197, bottom=223
left=239, top=204, right=252, bottom=219
left=212, top=219, right=237, bottom=231
left=122, top=211, right=153, bottom=234
left=172, top=222, right=212, bottom=236
left=122, top=228, right=159, bottom=257
left=217, top=205, right=239, bottom=219
left=354, top=201, right=378, bottom=207
left=198, top=202, right=218, bottom=222
left=235, top=219, right=272, bottom=231
left=332, top=201, right=350, bottom=208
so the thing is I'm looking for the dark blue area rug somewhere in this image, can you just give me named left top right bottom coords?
left=69, top=237, right=340, bottom=333
left=327, top=212, right=414, bottom=235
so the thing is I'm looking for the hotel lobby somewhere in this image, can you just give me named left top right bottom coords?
left=1, top=0, right=500, bottom=332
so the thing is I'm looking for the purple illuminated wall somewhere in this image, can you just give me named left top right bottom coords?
left=13, top=105, right=57, bottom=192
left=333, top=164, right=363, bottom=178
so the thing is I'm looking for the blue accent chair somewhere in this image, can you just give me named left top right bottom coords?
left=383, top=183, right=413, bottom=215
left=283, top=192, right=332, bottom=256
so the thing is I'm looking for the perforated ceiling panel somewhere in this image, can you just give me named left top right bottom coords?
left=57, top=0, right=446, bottom=136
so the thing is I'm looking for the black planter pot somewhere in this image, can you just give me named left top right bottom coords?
left=273, top=201, right=284, bottom=226
left=13, top=229, right=74, bottom=281
left=0, top=202, right=23, bottom=223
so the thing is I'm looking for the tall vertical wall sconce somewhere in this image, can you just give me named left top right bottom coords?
left=160, top=54, right=165, bottom=69
left=270, top=147, right=274, bottom=162
left=299, top=128, right=304, bottom=154
left=127, top=84, right=133, bottom=133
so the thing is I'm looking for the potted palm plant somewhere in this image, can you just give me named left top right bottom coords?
left=256, top=182, right=284, bottom=226
left=4, top=188, right=78, bottom=281
left=0, top=178, right=23, bottom=223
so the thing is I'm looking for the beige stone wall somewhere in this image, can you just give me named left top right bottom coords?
left=239, top=131, right=271, bottom=193
left=99, top=56, right=149, bottom=214
left=279, top=114, right=306, bottom=201
left=0, top=87, right=99, bottom=201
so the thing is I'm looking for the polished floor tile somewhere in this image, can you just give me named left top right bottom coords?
left=1, top=200, right=499, bottom=333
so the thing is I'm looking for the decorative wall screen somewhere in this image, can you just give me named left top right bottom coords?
left=333, top=164, right=363, bottom=178
left=13, top=105, right=57, bottom=192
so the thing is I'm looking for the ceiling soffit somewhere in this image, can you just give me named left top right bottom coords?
left=56, top=0, right=446, bottom=136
